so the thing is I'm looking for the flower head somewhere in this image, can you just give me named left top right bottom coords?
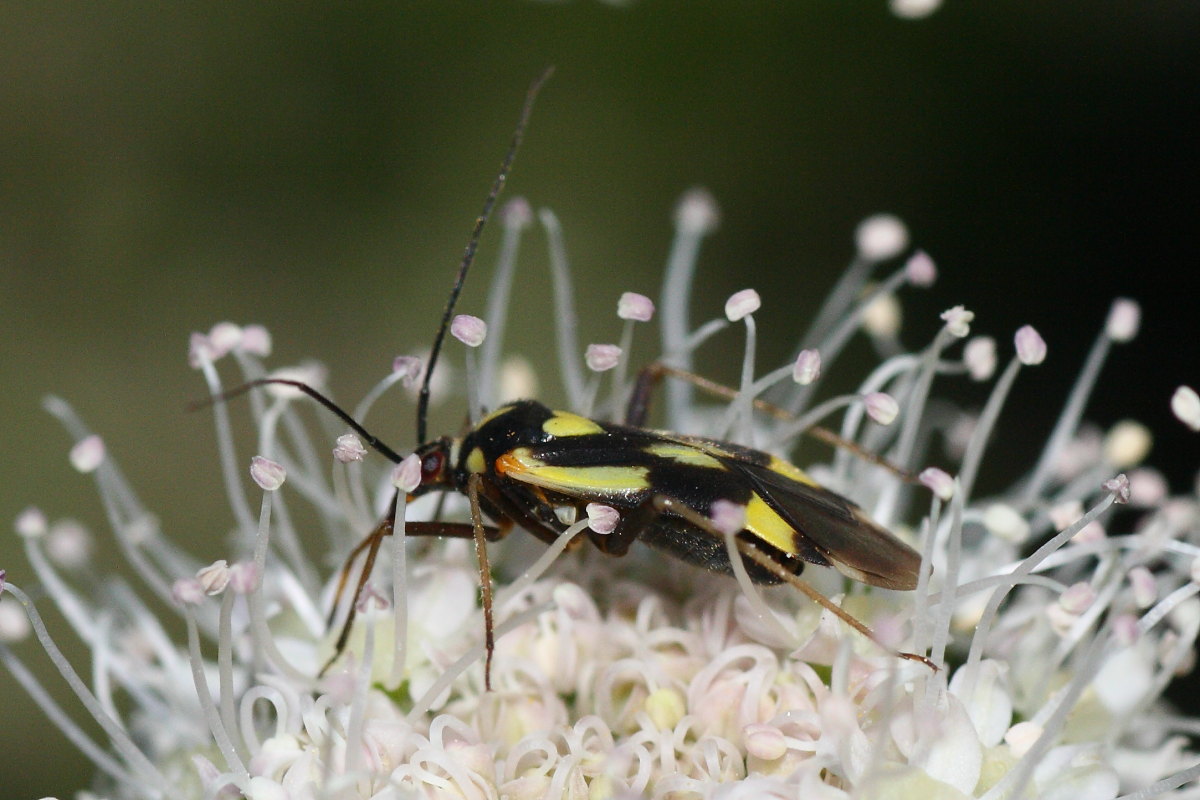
left=5, top=201, right=1199, bottom=800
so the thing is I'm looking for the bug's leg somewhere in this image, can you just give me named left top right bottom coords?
left=325, top=511, right=393, bottom=629
left=648, top=493, right=937, bottom=671
left=626, top=361, right=767, bottom=427
left=627, top=362, right=920, bottom=483
left=321, top=510, right=502, bottom=677
left=624, top=361, right=668, bottom=427
left=325, top=499, right=503, bottom=628
left=735, top=543, right=936, bottom=670
left=466, top=473, right=497, bottom=691
left=321, top=514, right=391, bottom=677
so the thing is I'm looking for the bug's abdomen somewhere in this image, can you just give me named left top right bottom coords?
left=636, top=519, right=799, bottom=584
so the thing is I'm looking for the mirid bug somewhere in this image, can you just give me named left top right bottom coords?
left=206, top=68, right=933, bottom=689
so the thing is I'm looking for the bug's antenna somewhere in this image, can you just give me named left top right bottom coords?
left=416, top=66, right=554, bottom=443
left=189, top=378, right=405, bottom=464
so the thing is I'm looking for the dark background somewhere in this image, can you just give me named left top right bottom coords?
left=2, top=3, right=1197, bottom=797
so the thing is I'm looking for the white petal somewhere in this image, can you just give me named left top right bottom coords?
left=948, top=660, right=1013, bottom=748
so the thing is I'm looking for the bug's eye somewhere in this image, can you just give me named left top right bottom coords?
left=421, top=451, right=444, bottom=480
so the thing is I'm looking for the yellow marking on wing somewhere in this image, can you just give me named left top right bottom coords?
left=744, top=493, right=799, bottom=555
left=766, top=455, right=818, bottom=487
left=642, top=443, right=725, bottom=470
left=542, top=411, right=605, bottom=438
left=496, top=447, right=649, bottom=494
left=465, top=447, right=486, bottom=474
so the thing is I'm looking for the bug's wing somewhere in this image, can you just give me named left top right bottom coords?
left=724, top=458, right=921, bottom=590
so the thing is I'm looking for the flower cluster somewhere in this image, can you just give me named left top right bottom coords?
left=3, top=193, right=1199, bottom=800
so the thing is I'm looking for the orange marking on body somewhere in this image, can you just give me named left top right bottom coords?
left=495, top=452, right=527, bottom=476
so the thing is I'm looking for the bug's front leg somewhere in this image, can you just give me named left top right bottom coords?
left=321, top=496, right=503, bottom=678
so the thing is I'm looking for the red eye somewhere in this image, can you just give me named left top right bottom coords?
left=421, top=452, right=444, bottom=480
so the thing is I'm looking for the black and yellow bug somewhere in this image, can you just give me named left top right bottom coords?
left=212, top=68, right=931, bottom=686
left=413, top=399, right=920, bottom=593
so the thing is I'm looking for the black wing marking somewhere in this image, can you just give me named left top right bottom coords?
left=723, top=457, right=921, bottom=591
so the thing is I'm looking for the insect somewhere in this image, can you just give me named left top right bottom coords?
left=411, top=396, right=923, bottom=592
left=210, top=67, right=932, bottom=688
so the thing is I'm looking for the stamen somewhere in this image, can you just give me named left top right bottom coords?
left=960, top=489, right=1119, bottom=697
left=792, top=349, right=821, bottom=385
left=1014, top=324, right=1047, bottom=366
left=693, top=499, right=796, bottom=647
left=662, top=188, right=720, bottom=428
left=389, top=456, right=420, bottom=690
left=904, top=250, right=937, bottom=287
left=939, top=305, right=974, bottom=338
left=207, top=322, right=244, bottom=359
left=540, top=209, right=586, bottom=409
left=718, top=290, right=761, bottom=442
left=239, top=324, right=272, bottom=357
left=176, top=578, right=249, bottom=778
left=185, top=346, right=259, bottom=538
left=451, top=314, right=488, bottom=423
left=963, top=336, right=997, bottom=381
left=1105, top=298, right=1141, bottom=343
left=957, top=342, right=1039, bottom=504
left=478, top=197, right=534, bottom=408
left=345, top=589, right=384, bottom=775
left=69, top=434, right=105, bottom=473
left=333, top=433, right=367, bottom=464
left=244, top=462, right=309, bottom=684
left=863, top=392, right=899, bottom=426
left=3, top=579, right=169, bottom=795
left=215, top=582, right=248, bottom=764
left=1103, top=420, right=1152, bottom=469
left=350, top=366, right=408, bottom=427
left=585, top=503, right=619, bottom=535
left=0, top=643, right=137, bottom=786
left=501, top=518, right=590, bottom=602
left=582, top=343, right=623, bottom=416
left=1171, top=385, right=1200, bottom=431
left=856, top=214, right=909, bottom=262
left=919, top=468, right=955, bottom=502
left=406, top=602, right=552, bottom=721
left=786, top=264, right=913, bottom=416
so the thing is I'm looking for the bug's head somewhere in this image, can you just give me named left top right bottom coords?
left=408, top=437, right=456, bottom=498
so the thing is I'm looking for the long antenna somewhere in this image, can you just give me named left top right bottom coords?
left=189, top=378, right=404, bottom=463
left=415, top=66, right=555, bottom=443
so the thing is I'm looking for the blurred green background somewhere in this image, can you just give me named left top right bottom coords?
left=2, top=3, right=1197, bottom=797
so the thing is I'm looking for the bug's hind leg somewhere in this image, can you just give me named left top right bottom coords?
left=638, top=492, right=936, bottom=670
left=626, top=362, right=920, bottom=483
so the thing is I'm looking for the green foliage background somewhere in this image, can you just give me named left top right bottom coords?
left=1, top=3, right=1197, bottom=797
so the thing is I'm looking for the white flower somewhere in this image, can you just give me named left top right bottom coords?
left=4, top=191, right=1198, bottom=800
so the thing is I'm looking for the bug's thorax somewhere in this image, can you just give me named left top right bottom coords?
left=455, top=400, right=560, bottom=472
